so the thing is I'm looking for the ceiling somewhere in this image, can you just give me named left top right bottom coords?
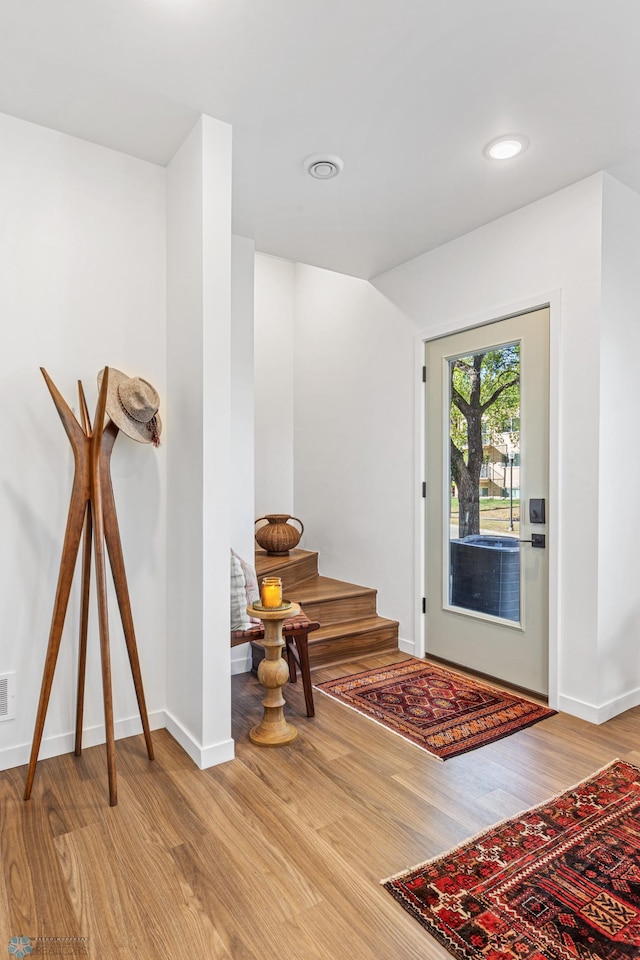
left=2, top=0, right=640, bottom=279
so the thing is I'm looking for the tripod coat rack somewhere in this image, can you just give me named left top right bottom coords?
left=24, top=367, right=154, bottom=806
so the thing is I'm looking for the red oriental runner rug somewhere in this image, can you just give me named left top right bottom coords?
left=314, top=659, right=555, bottom=761
left=382, top=760, right=640, bottom=960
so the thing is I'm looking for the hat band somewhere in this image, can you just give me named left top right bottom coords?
left=117, top=386, right=161, bottom=447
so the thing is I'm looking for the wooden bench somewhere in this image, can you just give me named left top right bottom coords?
left=231, top=611, right=320, bottom=717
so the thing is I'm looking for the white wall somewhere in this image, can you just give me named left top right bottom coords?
left=374, top=174, right=607, bottom=719
left=166, top=116, right=234, bottom=767
left=0, top=112, right=167, bottom=769
left=253, top=256, right=415, bottom=642
left=254, top=254, right=295, bottom=519
left=293, top=264, right=416, bottom=641
left=250, top=173, right=640, bottom=722
left=598, top=174, right=640, bottom=710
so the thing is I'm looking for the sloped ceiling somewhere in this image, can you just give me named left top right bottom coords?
left=1, top=0, right=640, bottom=278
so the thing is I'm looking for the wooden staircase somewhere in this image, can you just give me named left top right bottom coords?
left=254, top=549, right=399, bottom=668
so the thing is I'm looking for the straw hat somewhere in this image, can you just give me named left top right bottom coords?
left=97, top=368, right=162, bottom=447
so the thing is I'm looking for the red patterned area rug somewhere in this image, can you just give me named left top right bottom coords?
left=383, top=760, right=640, bottom=960
left=314, top=659, right=555, bottom=761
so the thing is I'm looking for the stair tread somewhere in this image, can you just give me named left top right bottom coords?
left=310, top=615, right=399, bottom=643
left=255, top=548, right=317, bottom=575
left=287, top=575, right=376, bottom=604
left=252, top=547, right=399, bottom=667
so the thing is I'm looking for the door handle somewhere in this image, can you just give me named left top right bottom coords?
left=519, top=534, right=545, bottom=548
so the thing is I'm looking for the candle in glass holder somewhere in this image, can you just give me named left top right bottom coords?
left=261, top=577, right=283, bottom=608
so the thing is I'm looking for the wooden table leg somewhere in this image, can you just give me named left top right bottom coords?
left=247, top=603, right=299, bottom=746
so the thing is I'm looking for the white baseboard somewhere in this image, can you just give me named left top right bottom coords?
left=0, top=709, right=236, bottom=774
left=558, top=686, right=640, bottom=724
left=397, top=636, right=415, bottom=657
left=162, top=710, right=235, bottom=769
left=231, top=642, right=253, bottom=675
left=0, top=710, right=166, bottom=773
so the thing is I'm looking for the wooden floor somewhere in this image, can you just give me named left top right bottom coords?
left=3, top=653, right=640, bottom=959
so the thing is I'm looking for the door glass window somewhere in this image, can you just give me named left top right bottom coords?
left=448, top=342, right=520, bottom=622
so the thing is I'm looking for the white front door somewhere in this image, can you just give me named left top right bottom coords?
left=425, top=308, right=549, bottom=694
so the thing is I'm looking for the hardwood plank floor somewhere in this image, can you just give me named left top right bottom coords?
left=2, top=652, right=640, bottom=958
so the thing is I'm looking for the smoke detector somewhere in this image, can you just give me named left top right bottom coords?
left=304, top=154, right=343, bottom=180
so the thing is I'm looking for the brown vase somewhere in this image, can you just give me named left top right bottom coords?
left=255, top=514, right=304, bottom=555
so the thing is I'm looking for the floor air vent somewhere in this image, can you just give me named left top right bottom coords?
left=0, top=673, right=15, bottom=721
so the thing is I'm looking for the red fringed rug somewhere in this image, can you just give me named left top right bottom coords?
left=314, top=659, right=555, bottom=761
left=383, top=760, right=640, bottom=959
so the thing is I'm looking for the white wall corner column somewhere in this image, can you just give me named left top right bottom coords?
left=596, top=173, right=640, bottom=720
left=166, top=115, right=235, bottom=768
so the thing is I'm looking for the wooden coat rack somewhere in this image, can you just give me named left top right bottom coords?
left=24, top=367, right=154, bottom=806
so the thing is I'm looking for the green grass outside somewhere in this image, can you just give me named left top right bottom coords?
left=450, top=497, right=519, bottom=511
left=450, top=497, right=520, bottom=535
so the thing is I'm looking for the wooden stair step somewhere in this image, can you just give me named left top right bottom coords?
left=252, top=546, right=399, bottom=668
left=254, top=549, right=319, bottom=591
left=308, top=616, right=399, bottom=668
left=286, top=576, right=378, bottom=624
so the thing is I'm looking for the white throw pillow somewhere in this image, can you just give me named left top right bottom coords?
left=233, top=550, right=259, bottom=608
left=230, top=554, right=252, bottom=631
left=230, top=549, right=262, bottom=630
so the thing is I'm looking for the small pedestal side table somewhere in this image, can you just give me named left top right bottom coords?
left=246, top=601, right=300, bottom=746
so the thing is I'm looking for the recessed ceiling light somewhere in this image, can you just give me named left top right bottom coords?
left=484, top=135, right=529, bottom=160
left=304, top=154, right=344, bottom=179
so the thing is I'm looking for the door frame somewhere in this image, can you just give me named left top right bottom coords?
left=412, top=290, right=562, bottom=709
